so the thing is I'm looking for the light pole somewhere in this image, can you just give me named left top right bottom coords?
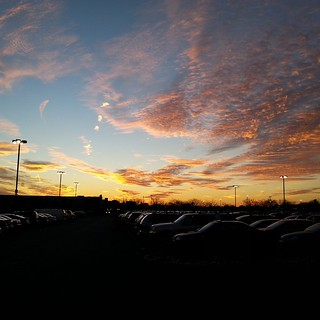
left=232, top=185, right=239, bottom=207
left=74, top=181, right=79, bottom=197
left=57, top=171, right=65, bottom=197
left=12, top=139, right=27, bottom=196
left=280, top=175, right=288, bottom=206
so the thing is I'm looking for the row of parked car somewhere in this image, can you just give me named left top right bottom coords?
left=0, top=208, right=87, bottom=234
left=115, top=210, right=320, bottom=264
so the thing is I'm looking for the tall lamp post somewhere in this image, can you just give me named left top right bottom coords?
left=280, top=175, right=288, bottom=206
left=232, top=185, right=239, bottom=207
left=12, top=139, right=27, bottom=196
left=57, top=171, right=65, bottom=197
left=73, top=181, right=79, bottom=197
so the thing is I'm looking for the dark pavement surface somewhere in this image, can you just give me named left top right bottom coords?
left=0, top=213, right=318, bottom=311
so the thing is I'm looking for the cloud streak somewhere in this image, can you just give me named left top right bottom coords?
left=0, top=120, right=20, bottom=136
left=86, top=0, right=320, bottom=181
left=0, top=1, right=92, bottom=93
left=39, top=100, right=49, bottom=119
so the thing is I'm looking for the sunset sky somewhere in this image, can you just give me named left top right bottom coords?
left=0, top=0, right=319, bottom=206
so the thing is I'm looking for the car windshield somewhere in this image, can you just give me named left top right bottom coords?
left=173, top=214, right=197, bottom=225
left=198, top=221, right=218, bottom=232
left=174, top=214, right=217, bottom=226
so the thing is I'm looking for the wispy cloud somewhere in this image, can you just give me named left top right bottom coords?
left=0, top=141, right=30, bottom=157
left=39, top=99, right=49, bottom=119
left=85, top=0, right=320, bottom=181
left=0, top=1, right=92, bottom=93
left=0, top=120, right=20, bottom=136
left=48, top=147, right=110, bottom=179
left=21, top=159, right=57, bottom=172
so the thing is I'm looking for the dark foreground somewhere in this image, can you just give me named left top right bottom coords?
left=0, top=213, right=318, bottom=311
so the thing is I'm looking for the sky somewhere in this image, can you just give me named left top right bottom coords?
left=0, top=0, right=319, bottom=206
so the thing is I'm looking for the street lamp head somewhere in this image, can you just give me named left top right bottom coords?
left=57, top=170, right=65, bottom=174
left=280, top=175, right=288, bottom=179
left=12, top=139, right=27, bottom=144
left=232, top=185, right=239, bottom=188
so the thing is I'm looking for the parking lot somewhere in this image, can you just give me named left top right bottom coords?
left=0, top=212, right=144, bottom=295
left=0, top=211, right=318, bottom=310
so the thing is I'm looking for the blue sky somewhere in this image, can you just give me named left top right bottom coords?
left=0, top=0, right=319, bottom=205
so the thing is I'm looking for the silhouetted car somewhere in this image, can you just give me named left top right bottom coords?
left=279, top=222, right=320, bottom=259
left=284, top=213, right=308, bottom=220
left=130, top=211, right=152, bottom=226
left=258, top=219, right=315, bottom=240
left=36, top=208, right=69, bottom=222
left=38, top=213, right=57, bottom=224
left=64, top=210, right=77, bottom=220
left=236, top=214, right=269, bottom=224
left=13, top=210, right=41, bottom=225
left=148, top=212, right=232, bottom=246
left=119, top=211, right=150, bottom=226
left=305, top=214, right=320, bottom=223
left=2, top=213, right=30, bottom=228
left=135, top=212, right=182, bottom=237
left=250, top=218, right=280, bottom=228
left=0, top=214, right=21, bottom=230
left=172, top=220, right=276, bottom=260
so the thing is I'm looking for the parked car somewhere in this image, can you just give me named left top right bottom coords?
left=279, top=222, right=320, bottom=259
left=258, top=219, right=315, bottom=240
left=37, top=212, right=57, bottom=224
left=172, top=220, right=276, bottom=261
left=64, top=209, right=77, bottom=220
left=148, top=212, right=234, bottom=247
left=1, top=213, right=30, bottom=228
left=13, top=210, right=41, bottom=225
left=250, top=218, right=280, bottom=228
left=284, top=213, right=309, bottom=220
left=0, top=214, right=21, bottom=230
left=135, top=212, right=182, bottom=237
left=118, top=211, right=150, bottom=226
left=128, top=211, right=151, bottom=225
left=236, top=214, right=269, bottom=224
left=35, top=208, right=69, bottom=222
left=305, top=214, right=320, bottom=223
